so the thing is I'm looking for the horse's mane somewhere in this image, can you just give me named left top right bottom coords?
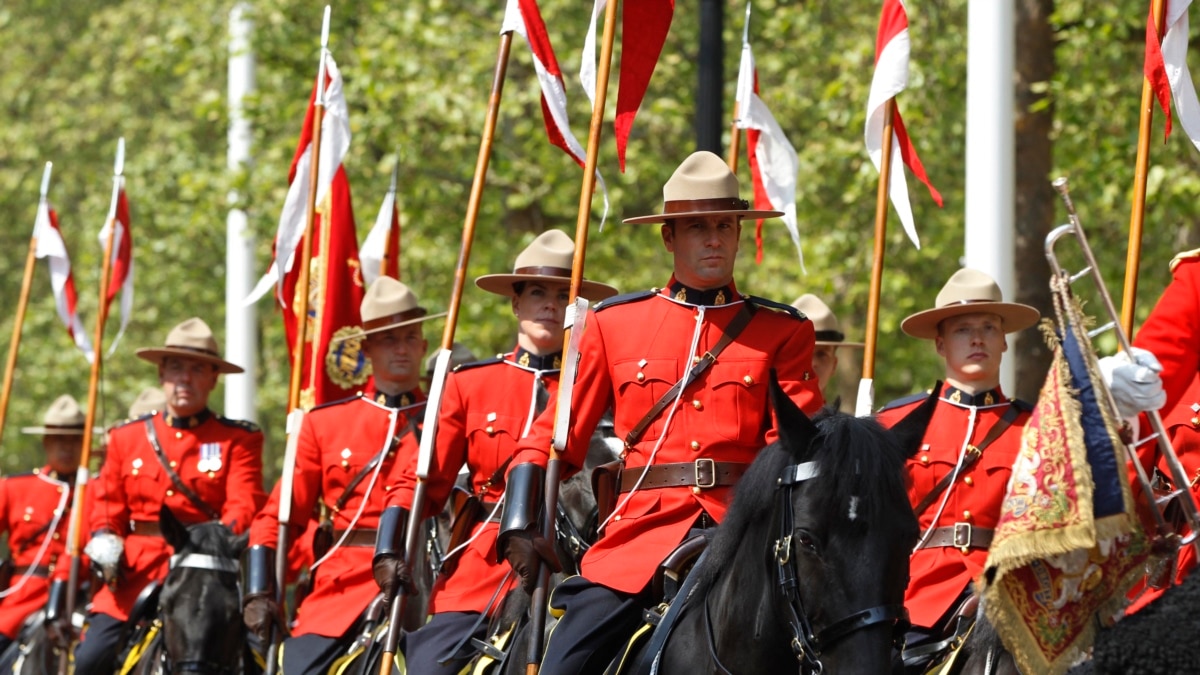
left=690, top=411, right=912, bottom=596
left=181, top=521, right=239, bottom=558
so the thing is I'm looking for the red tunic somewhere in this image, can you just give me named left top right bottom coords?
left=248, top=390, right=423, bottom=639
left=877, top=384, right=1031, bottom=629
left=510, top=283, right=823, bottom=594
left=386, top=348, right=559, bottom=614
left=0, top=467, right=73, bottom=638
left=89, top=410, right=265, bottom=621
left=1134, top=253, right=1200, bottom=413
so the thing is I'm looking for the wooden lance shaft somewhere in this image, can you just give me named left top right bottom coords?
left=1122, top=0, right=1168, bottom=336
left=863, top=98, right=897, bottom=382
left=0, top=236, right=38, bottom=443
left=727, top=101, right=741, bottom=173
left=378, top=31, right=515, bottom=675
left=527, top=1, right=621, bottom=673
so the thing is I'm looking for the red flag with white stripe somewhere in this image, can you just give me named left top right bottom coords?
left=1144, top=0, right=1200, bottom=150
left=864, top=0, right=942, bottom=249
left=98, top=177, right=134, bottom=353
left=34, top=200, right=94, bottom=362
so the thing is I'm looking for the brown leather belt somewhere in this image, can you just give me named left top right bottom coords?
left=129, top=520, right=162, bottom=537
left=916, top=524, right=994, bottom=551
left=333, top=528, right=379, bottom=547
left=13, top=564, right=50, bottom=578
left=619, top=460, right=748, bottom=493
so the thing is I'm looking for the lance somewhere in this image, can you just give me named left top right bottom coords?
left=525, top=0, right=621, bottom=672
left=0, top=162, right=53, bottom=444
left=377, top=22, right=516, bottom=675
left=383, top=159, right=400, bottom=281
left=268, top=8, right=331, bottom=675
left=726, top=2, right=753, bottom=173
left=857, top=99, right=897, bottom=417
left=60, top=139, right=125, bottom=675
left=1122, top=0, right=1169, bottom=336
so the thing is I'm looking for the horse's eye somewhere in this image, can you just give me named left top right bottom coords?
left=796, top=530, right=818, bottom=553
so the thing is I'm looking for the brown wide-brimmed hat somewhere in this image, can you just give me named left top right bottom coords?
left=128, top=387, right=168, bottom=418
left=900, top=268, right=1040, bottom=340
left=336, top=277, right=447, bottom=342
left=475, top=230, right=619, bottom=300
left=21, top=394, right=92, bottom=435
left=136, top=318, right=244, bottom=374
left=792, top=294, right=864, bottom=348
left=623, top=151, right=783, bottom=225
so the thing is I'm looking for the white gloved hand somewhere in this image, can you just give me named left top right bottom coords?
left=84, top=532, right=124, bottom=586
left=1099, top=347, right=1166, bottom=418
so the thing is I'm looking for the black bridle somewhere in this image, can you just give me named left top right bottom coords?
left=770, top=461, right=910, bottom=674
left=156, top=552, right=242, bottom=675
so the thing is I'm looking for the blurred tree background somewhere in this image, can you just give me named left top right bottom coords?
left=1, top=0, right=1197, bottom=480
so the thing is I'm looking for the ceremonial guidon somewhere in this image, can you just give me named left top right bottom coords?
left=875, top=268, right=1040, bottom=634
left=0, top=396, right=89, bottom=656
left=75, top=318, right=265, bottom=675
left=498, top=151, right=825, bottom=674
left=372, top=230, right=618, bottom=675
left=243, top=277, right=443, bottom=675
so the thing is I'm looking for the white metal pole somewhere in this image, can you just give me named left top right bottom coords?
left=964, top=0, right=1016, bottom=393
left=226, top=2, right=258, bottom=421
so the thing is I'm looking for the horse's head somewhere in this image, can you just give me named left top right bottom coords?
left=767, top=375, right=935, bottom=673
left=158, top=505, right=248, bottom=675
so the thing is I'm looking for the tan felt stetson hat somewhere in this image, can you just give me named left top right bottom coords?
left=136, top=318, right=244, bottom=374
left=623, top=150, right=783, bottom=224
left=792, top=294, right=864, bottom=348
left=475, top=230, right=619, bottom=300
left=21, top=394, right=89, bottom=435
left=900, top=268, right=1040, bottom=340
left=128, top=387, right=168, bottom=418
left=338, top=276, right=447, bottom=341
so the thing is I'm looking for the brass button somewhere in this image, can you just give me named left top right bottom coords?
left=692, top=400, right=702, bottom=410
left=53, top=532, right=60, bottom=540
left=962, top=510, right=972, bottom=520
left=964, top=476, right=974, bottom=486
left=636, top=372, right=645, bottom=383
left=132, top=469, right=139, bottom=476
left=743, top=375, right=754, bottom=385
left=802, top=372, right=812, bottom=381
left=22, top=515, right=30, bottom=522
left=1192, top=416, right=1199, bottom=428
left=613, top=515, right=621, bottom=522
left=691, top=486, right=702, bottom=495
left=919, top=455, right=929, bottom=465
left=693, top=355, right=702, bottom=364
left=175, top=431, right=183, bottom=439
left=960, top=547, right=970, bottom=555
left=486, top=426, right=495, bottom=436
left=170, top=461, right=178, bottom=468
left=166, top=490, right=175, bottom=497
left=341, top=460, right=350, bottom=469
left=690, top=441, right=700, bottom=451
left=207, top=471, right=216, bottom=479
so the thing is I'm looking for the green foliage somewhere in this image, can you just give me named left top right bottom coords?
left=0, top=0, right=1191, bottom=479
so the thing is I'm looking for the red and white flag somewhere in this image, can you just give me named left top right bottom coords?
left=34, top=197, right=94, bottom=362
left=502, top=0, right=609, bottom=225
left=735, top=14, right=804, bottom=272
left=1145, top=0, right=1200, bottom=150
left=360, top=165, right=401, bottom=287
left=579, top=0, right=674, bottom=171
left=864, top=0, right=942, bottom=249
left=97, top=143, right=134, bottom=355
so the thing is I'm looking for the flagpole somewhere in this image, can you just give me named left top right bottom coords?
left=0, top=163, right=52, bottom=445
left=1123, top=0, right=1169, bottom=336
left=378, top=27, right=515, bottom=675
left=383, top=160, right=399, bottom=280
left=526, top=1, right=620, bottom=672
left=727, top=2, right=752, bottom=173
left=61, top=141, right=124, bottom=675
left=859, top=98, right=897, bottom=416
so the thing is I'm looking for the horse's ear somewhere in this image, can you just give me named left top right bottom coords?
left=769, top=368, right=818, bottom=456
left=159, top=504, right=189, bottom=552
left=889, top=380, right=941, bottom=459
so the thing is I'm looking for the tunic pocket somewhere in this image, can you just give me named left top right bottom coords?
left=614, top=358, right=677, bottom=443
left=708, top=360, right=770, bottom=444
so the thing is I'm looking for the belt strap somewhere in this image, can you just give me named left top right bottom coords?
left=619, top=460, right=748, bottom=492
left=915, top=524, right=994, bottom=551
left=129, top=520, right=163, bottom=537
left=624, top=304, right=755, bottom=449
left=331, top=528, right=379, bottom=547
left=142, top=419, right=221, bottom=521
left=13, top=564, right=51, bottom=578
left=913, top=404, right=1022, bottom=517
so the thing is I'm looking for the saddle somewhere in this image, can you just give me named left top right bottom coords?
left=900, top=593, right=979, bottom=675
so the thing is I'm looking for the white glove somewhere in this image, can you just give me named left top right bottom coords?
left=1099, top=347, right=1166, bottom=418
left=84, top=532, right=124, bottom=586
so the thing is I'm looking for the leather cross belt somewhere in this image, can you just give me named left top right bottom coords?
left=916, top=523, right=994, bottom=551
left=13, top=564, right=50, bottom=577
left=619, top=459, right=748, bottom=493
left=333, top=528, right=379, bottom=547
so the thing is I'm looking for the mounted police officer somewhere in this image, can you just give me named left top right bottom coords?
left=372, top=229, right=618, bottom=674
left=496, top=151, right=826, bottom=674
left=242, top=277, right=443, bottom=675
left=873, top=269, right=1040, bottom=666
left=75, top=318, right=265, bottom=675
left=791, top=293, right=864, bottom=409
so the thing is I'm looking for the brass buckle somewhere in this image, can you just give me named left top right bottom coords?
left=953, top=522, right=972, bottom=548
left=695, top=458, right=716, bottom=489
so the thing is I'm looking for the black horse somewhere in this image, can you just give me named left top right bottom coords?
left=126, top=505, right=249, bottom=675
left=626, top=378, right=936, bottom=674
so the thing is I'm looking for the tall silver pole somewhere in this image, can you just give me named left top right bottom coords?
left=226, top=2, right=258, bottom=421
left=964, top=0, right=1016, bottom=392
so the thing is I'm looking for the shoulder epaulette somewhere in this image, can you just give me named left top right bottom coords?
left=452, top=356, right=504, bottom=373
left=2, top=471, right=37, bottom=480
left=1011, top=399, right=1034, bottom=413
left=745, top=295, right=804, bottom=320
left=310, top=394, right=362, bottom=412
left=878, top=391, right=931, bottom=413
left=216, top=416, right=261, bottom=433
left=1170, top=248, right=1200, bottom=274
left=111, top=412, right=155, bottom=430
left=595, top=289, right=656, bottom=312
